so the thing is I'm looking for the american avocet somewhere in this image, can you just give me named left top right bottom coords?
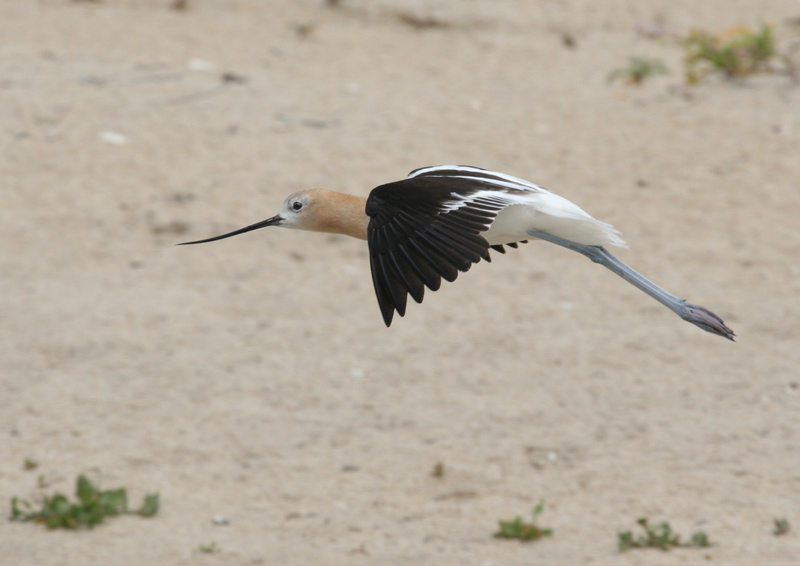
left=180, top=165, right=734, bottom=340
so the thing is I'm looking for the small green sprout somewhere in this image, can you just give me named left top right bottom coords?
left=10, top=474, right=159, bottom=529
left=494, top=501, right=553, bottom=542
left=618, top=518, right=711, bottom=552
left=199, top=541, right=218, bottom=553
left=607, top=57, right=669, bottom=85
left=138, top=493, right=160, bottom=518
left=774, top=518, right=790, bottom=536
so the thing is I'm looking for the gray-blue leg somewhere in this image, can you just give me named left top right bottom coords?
left=526, top=230, right=734, bottom=340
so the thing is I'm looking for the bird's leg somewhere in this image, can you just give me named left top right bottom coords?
left=525, top=230, right=734, bottom=340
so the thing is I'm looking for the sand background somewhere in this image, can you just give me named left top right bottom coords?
left=2, top=1, right=800, bottom=564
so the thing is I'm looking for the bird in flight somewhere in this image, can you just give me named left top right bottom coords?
left=179, top=165, right=734, bottom=340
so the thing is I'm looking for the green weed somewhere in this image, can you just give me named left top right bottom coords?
left=607, top=57, right=670, bottom=85
left=684, top=24, right=777, bottom=83
left=494, top=501, right=553, bottom=542
left=10, top=474, right=159, bottom=529
left=774, top=517, right=790, bottom=536
left=618, top=518, right=710, bottom=552
left=199, top=541, right=218, bottom=553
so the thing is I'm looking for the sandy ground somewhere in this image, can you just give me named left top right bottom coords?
left=2, top=1, right=800, bottom=564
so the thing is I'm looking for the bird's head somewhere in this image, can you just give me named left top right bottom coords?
left=177, top=188, right=367, bottom=246
left=276, top=189, right=328, bottom=231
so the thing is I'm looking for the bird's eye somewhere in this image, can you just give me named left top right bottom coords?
left=292, top=201, right=303, bottom=211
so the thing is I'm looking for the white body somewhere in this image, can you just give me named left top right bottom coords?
left=407, top=166, right=627, bottom=248
left=485, top=192, right=626, bottom=247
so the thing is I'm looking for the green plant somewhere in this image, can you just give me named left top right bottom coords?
left=199, top=541, right=218, bottom=553
left=494, top=501, right=553, bottom=541
left=774, top=517, right=790, bottom=536
left=618, top=518, right=710, bottom=552
left=10, top=474, right=159, bottom=529
left=684, top=24, right=777, bottom=83
left=607, top=57, right=670, bottom=85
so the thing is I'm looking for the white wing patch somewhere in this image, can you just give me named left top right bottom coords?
left=408, top=165, right=546, bottom=193
left=408, top=165, right=627, bottom=248
left=444, top=174, right=545, bottom=193
left=439, top=190, right=514, bottom=213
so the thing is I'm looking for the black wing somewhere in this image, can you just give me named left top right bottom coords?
left=365, top=173, right=510, bottom=326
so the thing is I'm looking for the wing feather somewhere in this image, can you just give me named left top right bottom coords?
left=366, top=170, right=524, bottom=326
